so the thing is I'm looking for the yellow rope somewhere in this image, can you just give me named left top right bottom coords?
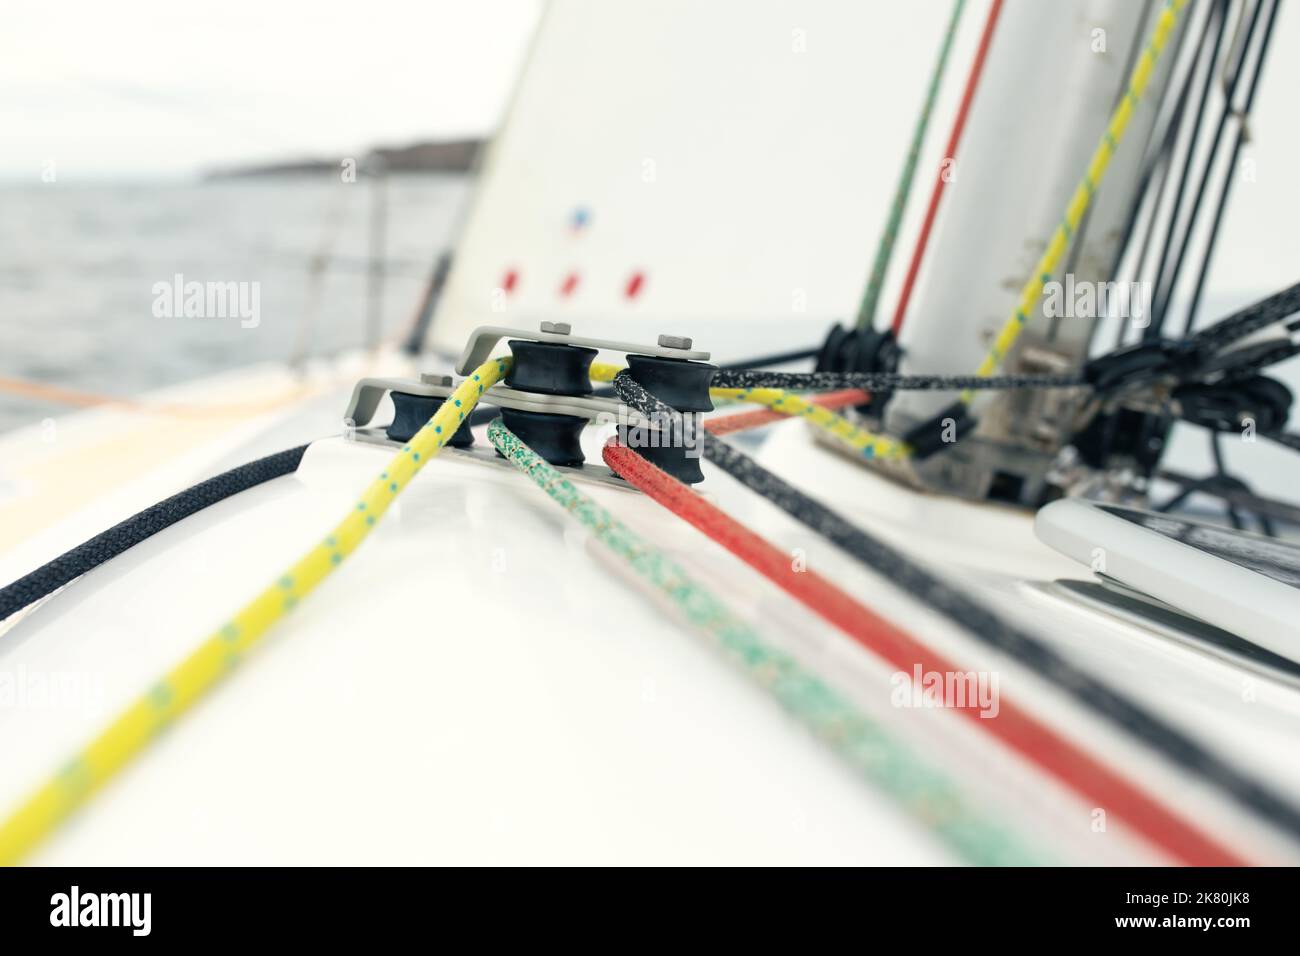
left=963, top=0, right=1188, bottom=401
left=0, top=356, right=511, bottom=866
left=710, top=387, right=910, bottom=459
left=593, top=363, right=906, bottom=458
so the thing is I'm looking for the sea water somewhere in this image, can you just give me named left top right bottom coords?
left=0, top=173, right=470, bottom=432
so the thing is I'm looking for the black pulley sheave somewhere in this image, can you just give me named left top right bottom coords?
left=814, top=322, right=900, bottom=411
left=495, top=338, right=598, bottom=467
left=625, top=355, right=714, bottom=411
left=505, top=340, right=596, bottom=395
left=619, top=354, right=717, bottom=484
left=386, top=392, right=475, bottom=447
left=499, top=409, right=587, bottom=467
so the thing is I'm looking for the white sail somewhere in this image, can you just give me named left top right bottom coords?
left=431, top=0, right=994, bottom=355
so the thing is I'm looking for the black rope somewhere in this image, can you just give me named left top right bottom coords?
left=1110, top=0, right=1211, bottom=348
left=1148, top=0, right=1267, bottom=337
left=1209, top=432, right=1246, bottom=530
left=1105, top=0, right=1193, bottom=297
left=719, top=346, right=820, bottom=370
left=711, top=369, right=1086, bottom=392
left=613, top=369, right=1300, bottom=843
left=1145, top=0, right=1232, bottom=339
left=1157, top=465, right=1300, bottom=528
left=1188, top=279, right=1300, bottom=355
left=1182, top=0, right=1282, bottom=334
left=0, top=445, right=309, bottom=622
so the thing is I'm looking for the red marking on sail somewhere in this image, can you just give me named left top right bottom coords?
left=624, top=271, right=645, bottom=300
left=559, top=272, right=580, bottom=298
left=501, top=269, right=519, bottom=294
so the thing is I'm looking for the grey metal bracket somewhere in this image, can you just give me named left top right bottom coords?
left=454, top=324, right=710, bottom=375
left=345, top=375, right=655, bottom=431
left=344, top=375, right=453, bottom=428
left=348, top=426, right=635, bottom=492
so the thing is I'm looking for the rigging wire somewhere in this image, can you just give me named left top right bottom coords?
left=1210, top=430, right=1247, bottom=530
left=1147, top=0, right=1268, bottom=337
left=402, top=138, right=494, bottom=356
left=1156, top=466, right=1300, bottom=528
left=288, top=184, right=352, bottom=367
left=717, top=346, right=820, bottom=370
left=1181, top=0, right=1281, bottom=333
left=486, top=418, right=1046, bottom=865
left=855, top=0, right=967, bottom=331
left=1111, top=121, right=1182, bottom=349
left=1107, top=0, right=1202, bottom=327
left=1144, top=0, right=1233, bottom=340
left=611, top=368, right=1300, bottom=847
left=0, top=357, right=511, bottom=865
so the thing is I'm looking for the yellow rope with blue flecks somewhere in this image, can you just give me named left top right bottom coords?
left=590, top=363, right=907, bottom=459
left=963, top=0, right=1188, bottom=401
left=0, top=356, right=511, bottom=866
left=710, top=387, right=911, bottom=459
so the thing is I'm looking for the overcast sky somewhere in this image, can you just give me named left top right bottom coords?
left=1, top=0, right=543, bottom=178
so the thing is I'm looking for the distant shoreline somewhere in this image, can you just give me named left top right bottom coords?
left=203, top=138, right=484, bottom=180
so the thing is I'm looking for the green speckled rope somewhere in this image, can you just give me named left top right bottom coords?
left=856, top=0, right=966, bottom=331
left=487, top=417, right=1045, bottom=865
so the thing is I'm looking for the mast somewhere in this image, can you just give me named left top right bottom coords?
left=884, top=0, right=1189, bottom=505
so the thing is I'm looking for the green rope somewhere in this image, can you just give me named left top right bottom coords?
left=855, top=0, right=966, bottom=330
left=487, top=418, right=1048, bottom=865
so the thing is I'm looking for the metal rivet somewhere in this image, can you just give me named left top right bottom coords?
left=540, top=321, right=572, bottom=335
left=658, top=334, right=693, bottom=350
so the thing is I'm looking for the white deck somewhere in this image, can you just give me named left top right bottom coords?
left=1, top=367, right=1297, bottom=864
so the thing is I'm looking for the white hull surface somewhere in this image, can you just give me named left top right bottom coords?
left=1, top=378, right=1297, bottom=864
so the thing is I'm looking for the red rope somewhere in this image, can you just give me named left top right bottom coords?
left=891, top=0, right=1004, bottom=334
left=703, top=390, right=869, bottom=437
left=602, top=439, right=1250, bottom=866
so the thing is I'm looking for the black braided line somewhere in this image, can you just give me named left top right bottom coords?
left=0, top=445, right=308, bottom=622
left=1217, top=341, right=1300, bottom=382
left=1189, top=280, right=1300, bottom=354
left=613, top=369, right=1300, bottom=841
left=711, top=369, right=1087, bottom=392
